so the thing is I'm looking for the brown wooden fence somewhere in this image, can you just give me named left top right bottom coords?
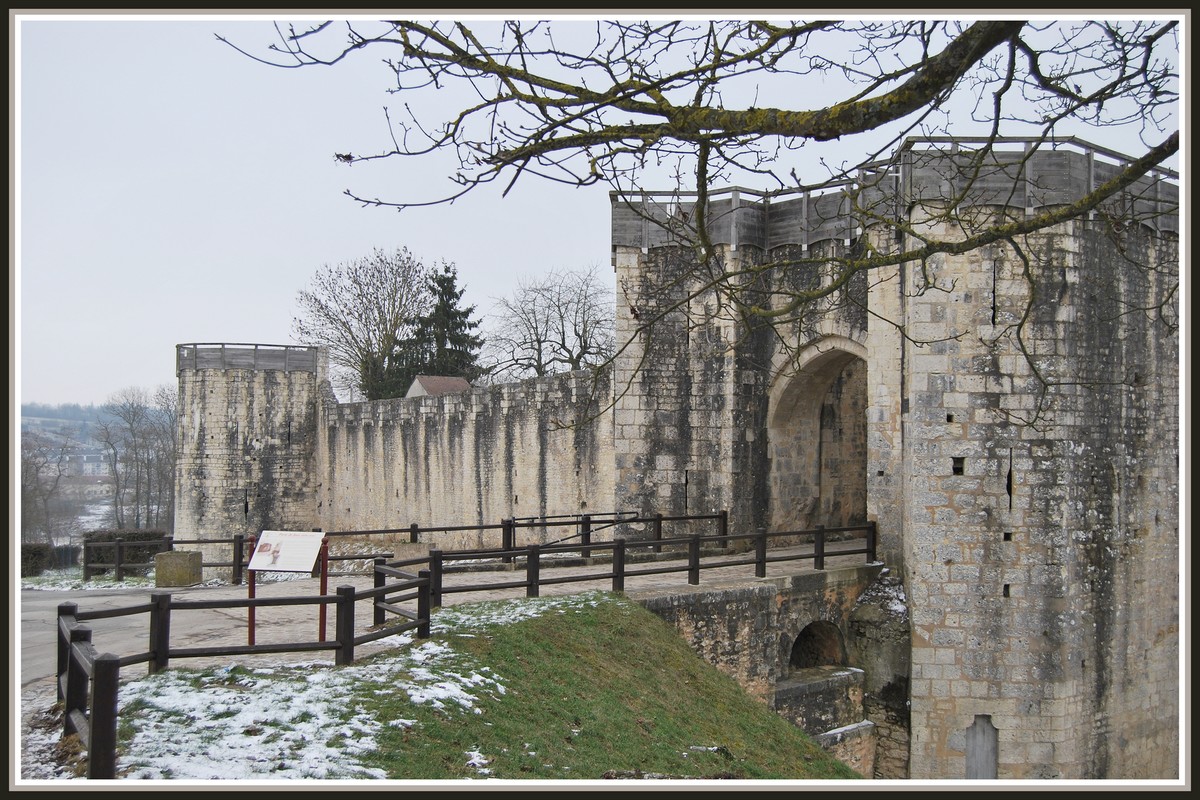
left=56, top=513, right=876, bottom=779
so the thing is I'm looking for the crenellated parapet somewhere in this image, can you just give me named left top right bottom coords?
left=611, top=136, right=1178, bottom=257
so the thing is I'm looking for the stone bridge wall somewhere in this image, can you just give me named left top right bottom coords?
left=629, top=564, right=902, bottom=778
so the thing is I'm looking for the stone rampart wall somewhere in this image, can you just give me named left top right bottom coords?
left=313, top=369, right=615, bottom=545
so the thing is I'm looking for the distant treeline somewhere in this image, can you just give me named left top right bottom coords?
left=21, top=402, right=112, bottom=423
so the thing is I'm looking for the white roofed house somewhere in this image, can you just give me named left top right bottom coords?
left=404, top=375, right=472, bottom=399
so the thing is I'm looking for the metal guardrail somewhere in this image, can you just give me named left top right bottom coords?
left=175, top=343, right=319, bottom=374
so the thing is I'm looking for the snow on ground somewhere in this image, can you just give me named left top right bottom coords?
left=19, top=567, right=311, bottom=592
left=16, top=590, right=604, bottom=785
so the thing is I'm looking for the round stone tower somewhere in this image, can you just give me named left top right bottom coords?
left=173, top=343, right=327, bottom=572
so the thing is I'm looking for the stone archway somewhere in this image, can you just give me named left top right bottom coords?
left=767, top=338, right=869, bottom=532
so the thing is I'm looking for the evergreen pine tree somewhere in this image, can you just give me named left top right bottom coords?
left=389, top=263, right=484, bottom=389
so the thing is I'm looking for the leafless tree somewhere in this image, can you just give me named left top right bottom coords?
left=149, top=385, right=179, bottom=531
left=480, top=265, right=616, bottom=383
left=97, top=385, right=178, bottom=531
left=292, top=246, right=434, bottom=400
left=224, top=18, right=1179, bottom=413
left=20, top=428, right=75, bottom=544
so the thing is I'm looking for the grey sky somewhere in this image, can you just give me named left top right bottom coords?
left=14, top=13, right=1184, bottom=409
left=16, top=14, right=614, bottom=408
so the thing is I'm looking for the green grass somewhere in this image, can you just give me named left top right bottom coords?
left=355, top=592, right=860, bottom=780
left=107, top=591, right=862, bottom=781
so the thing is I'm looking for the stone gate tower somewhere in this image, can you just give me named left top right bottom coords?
left=171, top=136, right=1178, bottom=782
left=610, top=137, right=1179, bottom=780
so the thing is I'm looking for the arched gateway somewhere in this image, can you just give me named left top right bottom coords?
left=768, top=337, right=869, bottom=533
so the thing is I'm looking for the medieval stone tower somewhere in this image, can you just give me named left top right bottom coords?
left=609, top=138, right=1179, bottom=780
left=174, top=344, right=327, bottom=564
left=175, top=137, right=1178, bottom=781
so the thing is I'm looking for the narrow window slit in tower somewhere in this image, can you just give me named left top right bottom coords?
left=991, top=258, right=999, bottom=326
left=1006, top=448, right=1014, bottom=510
left=952, top=457, right=965, bottom=476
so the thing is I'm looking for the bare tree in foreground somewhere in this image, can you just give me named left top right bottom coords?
left=225, top=18, right=1179, bottom=408
left=480, top=265, right=616, bottom=384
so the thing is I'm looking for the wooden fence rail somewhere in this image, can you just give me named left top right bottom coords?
left=80, top=510, right=727, bottom=583
left=56, top=573, right=433, bottom=779
left=55, top=513, right=875, bottom=779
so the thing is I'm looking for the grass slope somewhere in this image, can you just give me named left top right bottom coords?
left=104, top=591, right=861, bottom=781
left=359, top=591, right=861, bottom=781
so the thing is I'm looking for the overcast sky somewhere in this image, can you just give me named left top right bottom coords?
left=15, top=13, right=617, bottom=409
left=13, top=12, right=1184, bottom=410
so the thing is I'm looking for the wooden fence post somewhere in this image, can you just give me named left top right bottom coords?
left=88, top=653, right=121, bottom=779
left=56, top=602, right=78, bottom=700
left=335, top=585, right=355, bottom=666
left=233, top=534, right=247, bottom=585
left=580, top=515, right=592, bottom=559
left=82, top=543, right=93, bottom=581
left=815, top=525, right=825, bottom=571
left=317, top=537, right=329, bottom=641
left=718, top=510, right=729, bottom=549
left=410, top=523, right=420, bottom=544
left=149, top=592, right=172, bottom=674
left=429, top=549, right=443, bottom=607
left=502, top=518, right=514, bottom=564
left=612, top=539, right=626, bottom=592
left=248, top=568, right=257, bottom=647
left=653, top=513, right=664, bottom=554
left=688, top=535, right=700, bottom=585
left=114, top=540, right=125, bottom=582
left=373, top=558, right=386, bottom=626
left=526, top=544, right=540, bottom=598
left=867, top=521, right=878, bottom=562
left=417, top=570, right=432, bottom=639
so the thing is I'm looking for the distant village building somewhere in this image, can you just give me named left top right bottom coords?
left=404, top=375, right=473, bottom=399
left=65, top=450, right=109, bottom=477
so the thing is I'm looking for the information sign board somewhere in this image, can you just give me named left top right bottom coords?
left=248, top=530, right=325, bottom=573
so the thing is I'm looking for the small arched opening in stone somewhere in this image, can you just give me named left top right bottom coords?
left=789, top=620, right=848, bottom=670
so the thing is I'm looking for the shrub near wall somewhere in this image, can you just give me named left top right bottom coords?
left=21, top=543, right=53, bottom=578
